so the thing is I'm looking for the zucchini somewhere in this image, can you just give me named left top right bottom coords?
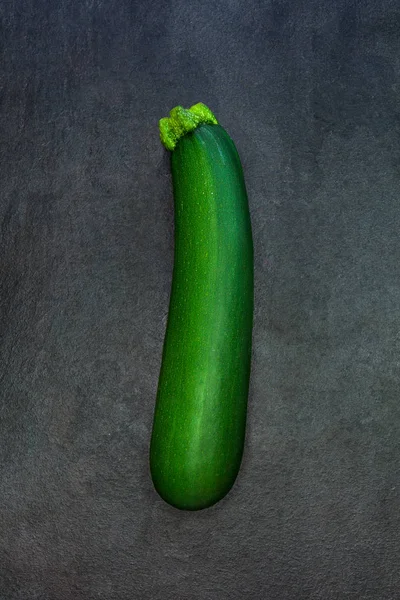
left=150, top=103, right=253, bottom=510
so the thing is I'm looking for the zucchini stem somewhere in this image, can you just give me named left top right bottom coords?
left=159, top=102, right=218, bottom=151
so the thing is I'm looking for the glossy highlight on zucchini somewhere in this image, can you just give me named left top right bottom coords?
left=150, top=103, right=253, bottom=511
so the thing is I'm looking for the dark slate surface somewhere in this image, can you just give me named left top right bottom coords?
left=1, top=1, right=400, bottom=598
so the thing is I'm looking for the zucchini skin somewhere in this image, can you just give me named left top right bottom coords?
left=150, top=111, right=253, bottom=510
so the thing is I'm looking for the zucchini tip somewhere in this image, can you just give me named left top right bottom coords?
left=159, top=102, right=218, bottom=151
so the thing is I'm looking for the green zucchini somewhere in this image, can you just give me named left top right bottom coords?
left=150, top=103, right=253, bottom=510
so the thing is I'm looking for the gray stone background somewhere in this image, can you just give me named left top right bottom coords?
left=1, top=0, right=400, bottom=598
